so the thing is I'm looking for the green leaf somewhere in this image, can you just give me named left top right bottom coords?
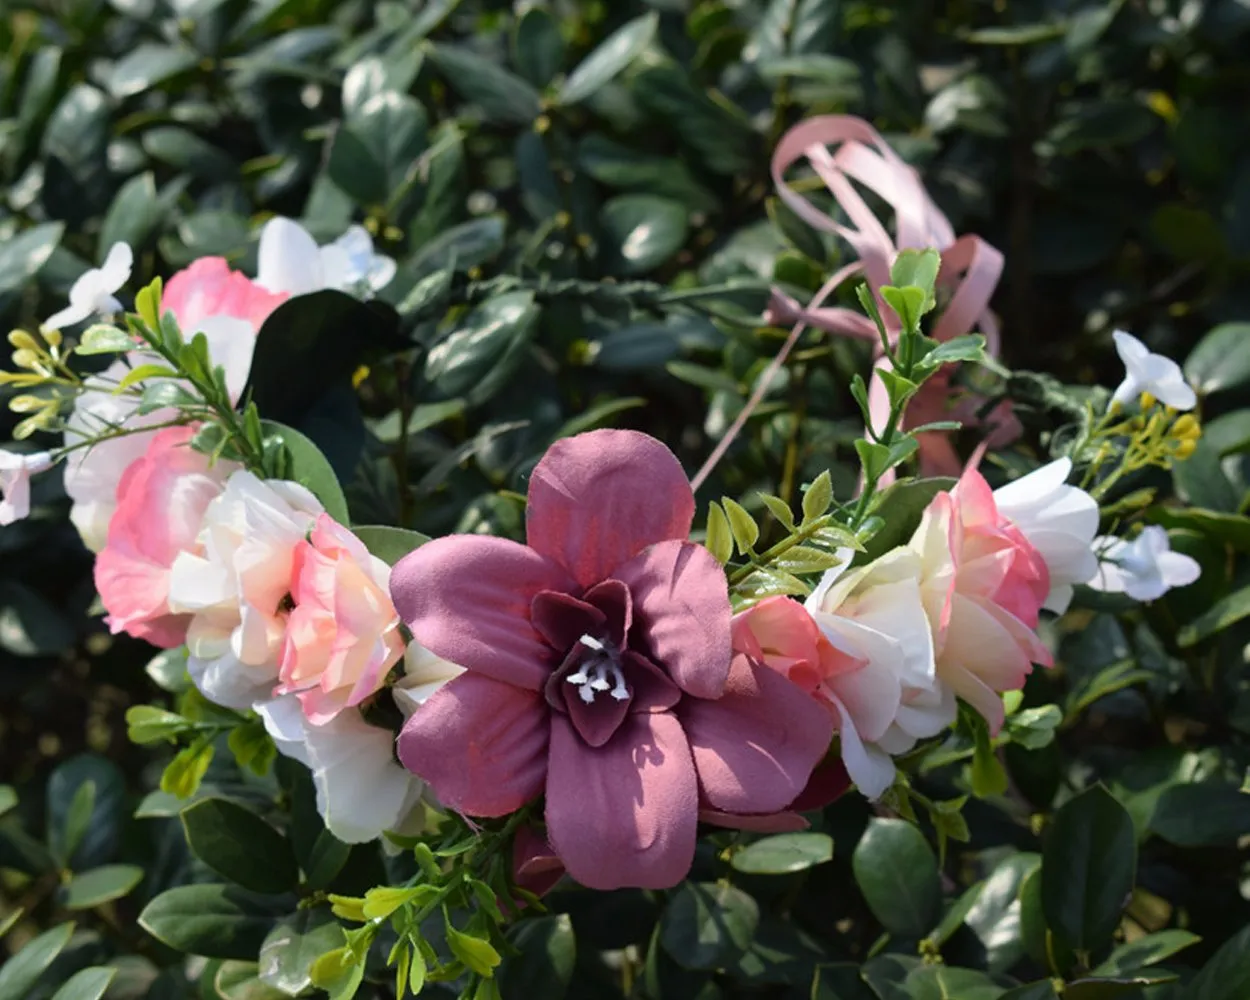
left=76, top=324, right=134, bottom=355
left=258, top=909, right=345, bottom=998
left=558, top=13, right=658, bottom=106
left=999, top=984, right=1060, bottom=1000
left=97, top=172, right=169, bottom=261
left=631, top=61, right=755, bottom=175
left=721, top=497, right=760, bottom=554
left=879, top=284, right=926, bottom=332
left=181, top=797, right=298, bottom=894
left=49, top=967, right=116, bottom=1000
left=902, top=965, right=1004, bottom=999
left=512, top=8, right=565, bottom=88
left=351, top=525, right=430, bottom=566
left=1149, top=782, right=1250, bottom=846
left=0, top=223, right=63, bottom=297
left=660, top=882, right=759, bottom=970
left=889, top=249, right=941, bottom=307
left=303, top=830, right=352, bottom=891
left=1146, top=506, right=1250, bottom=552
left=139, top=884, right=290, bottom=960
left=851, top=818, right=942, bottom=938
left=0, top=785, right=15, bottom=819
left=107, top=43, right=198, bottom=98
left=1187, top=923, right=1250, bottom=1000
left=731, top=832, right=833, bottom=875
left=962, top=853, right=1041, bottom=973
left=801, top=470, right=833, bottom=523
left=1185, top=322, right=1250, bottom=395
left=1064, top=974, right=1179, bottom=999
left=1093, top=929, right=1201, bottom=975
left=498, top=914, right=577, bottom=1000
left=161, top=741, right=214, bottom=799
left=215, top=961, right=288, bottom=1000
left=125, top=705, right=190, bottom=744
left=62, top=864, right=144, bottom=910
left=0, top=922, right=75, bottom=1000
left=262, top=421, right=350, bottom=525
left=774, top=545, right=844, bottom=574
left=855, top=439, right=892, bottom=484
left=425, top=43, right=541, bottom=124
left=424, top=291, right=540, bottom=406
left=1005, top=705, right=1062, bottom=750
left=1178, top=584, right=1250, bottom=646
left=47, top=755, right=125, bottom=870
left=759, top=494, right=796, bottom=532
left=328, top=92, right=427, bottom=207
left=446, top=925, right=501, bottom=976
left=926, top=334, right=988, bottom=366
left=704, top=502, right=734, bottom=565
left=1041, top=784, right=1137, bottom=957
left=228, top=721, right=276, bottom=777
left=600, top=194, right=689, bottom=276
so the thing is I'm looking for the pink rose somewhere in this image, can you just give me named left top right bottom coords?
left=95, top=426, right=237, bottom=648
left=277, top=515, right=407, bottom=724
left=163, top=256, right=288, bottom=335
left=910, top=467, right=1052, bottom=733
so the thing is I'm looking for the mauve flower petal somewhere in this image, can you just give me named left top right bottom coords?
left=526, top=429, right=695, bottom=588
left=699, top=808, right=810, bottom=833
left=545, top=712, right=697, bottom=890
left=391, top=535, right=575, bottom=691
left=530, top=591, right=605, bottom=653
left=397, top=673, right=548, bottom=817
left=614, top=540, right=732, bottom=699
left=512, top=825, right=565, bottom=899
left=583, top=578, right=632, bottom=649
left=563, top=682, right=630, bottom=748
left=624, top=651, right=682, bottom=713
left=682, top=653, right=833, bottom=816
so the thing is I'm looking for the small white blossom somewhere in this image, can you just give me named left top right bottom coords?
left=256, top=217, right=395, bottom=299
left=0, top=450, right=54, bottom=526
left=43, top=242, right=133, bottom=331
left=1089, top=526, right=1201, bottom=601
left=1111, top=330, right=1196, bottom=411
left=320, top=225, right=397, bottom=295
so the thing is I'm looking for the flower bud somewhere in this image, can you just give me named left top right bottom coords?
left=1139, top=390, right=1157, bottom=410
left=1173, top=438, right=1198, bottom=460
left=11, top=348, right=41, bottom=370
left=7, top=330, right=39, bottom=351
left=1171, top=414, right=1201, bottom=440
left=8, top=395, right=45, bottom=414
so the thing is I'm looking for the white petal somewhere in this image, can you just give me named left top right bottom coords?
left=1112, top=329, right=1151, bottom=370
left=992, top=458, right=1072, bottom=509
left=168, top=551, right=233, bottom=610
left=1155, top=380, right=1196, bottom=411
left=43, top=301, right=92, bottom=332
left=1111, top=377, right=1141, bottom=407
left=317, top=245, right=355, bottom=291
left=98, top=242, right=134, bottom=290
left=257, top=217, right=324, bottom=295
left=815, top=620, right=903, bottom=742
left=188, top=648, right=273, bottom=711
left=195, top=315, right=256, bottom=402
left=1041, top=582, right=1074, bottom=615
left=831, top=697, right=896, bottom=800
left=255, top=695, right=312, bottom=766
left=1157, top=550, right=1201, bottom=590
left=366, top=254, right=397, bottom=292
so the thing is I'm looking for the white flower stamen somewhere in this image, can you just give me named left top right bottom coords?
left=567, top=634, right=631, bottom=704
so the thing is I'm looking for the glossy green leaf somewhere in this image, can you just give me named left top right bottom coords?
left=512, top=8, right=565, bottom=87
left=181, top=798, right=298, bottom=894
left=425, top=43, right=541, bottom=124
left=215, top=961, right=288, bottom=1000
left=0, top=922, right=75, bottom=1000
left=139, top=884, right=290, bottom=960
left=423, top=291, right=540, bottom=401
left=558, top=13, right=657, bottom=106
left=1149, top=782, right=1250, bottom=846
left=1188, top=923, right=1250, bottom=1000
left=108, top=43, right=198, bottom=98
left=1186, top=323, right=1250, bottom=395
left=0, top=223, right=63, bottom=296
left=261, top=421, right=350, bottom=525
left=46, top=755, right=125, bottom=870
left=258, top=909, right=344, bottom=998
left=851, top=818, right=942, bottom=938
left=1041, top=784, right=1136, bottom=956
left=599, top=194, right=689, bottom=275
left=63, top=864, right=145, bottom=910
left=49, top=967, right=116, bottom=1000
left=660, top=882, right=760, bottom=970
left=1178, top=584, right=1250, bottom=646
left=730, top=832, right=833, bottom=875
left=1093, top=929, right=1201, bottom=975
left=352, top=525, right=430, bottom=565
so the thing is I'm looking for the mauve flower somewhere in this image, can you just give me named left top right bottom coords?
left=95, top=426, right=237, bottom=648
left=910, top=467, right=1053, bottom=733
left=277, top=514, right=407, bottom=724
left=393, top=429, right=832, bottom=890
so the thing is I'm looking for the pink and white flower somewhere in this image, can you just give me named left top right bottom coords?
left=276, top=514, right=407, bottom=724
left=910, top=468, right=1053, bottom=733
left=95, top=426, right=237, bottom=648
left=992, top=458, right=1099, bottom=614
left=166, top=471, right=323, bottom=710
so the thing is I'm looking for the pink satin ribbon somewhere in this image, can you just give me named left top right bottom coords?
left=691, top=115, right=1006, bottom=492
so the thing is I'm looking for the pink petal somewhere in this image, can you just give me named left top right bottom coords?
left=397, top=673, right=549, bottom=817
left=390, top=535, right=576, bottom=691
left=699, top=809, right=810, bottom=833
left=545, top=712, right=698, bottom=890
left=681, top=653, right=833, bottom=816
left=512, top=825, right=565, bottom=899
left=530, top=591, right=605, bottom=653
left=613, top=540, right=733, bottom=700
left=526, top=429, right=695, bottom=588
